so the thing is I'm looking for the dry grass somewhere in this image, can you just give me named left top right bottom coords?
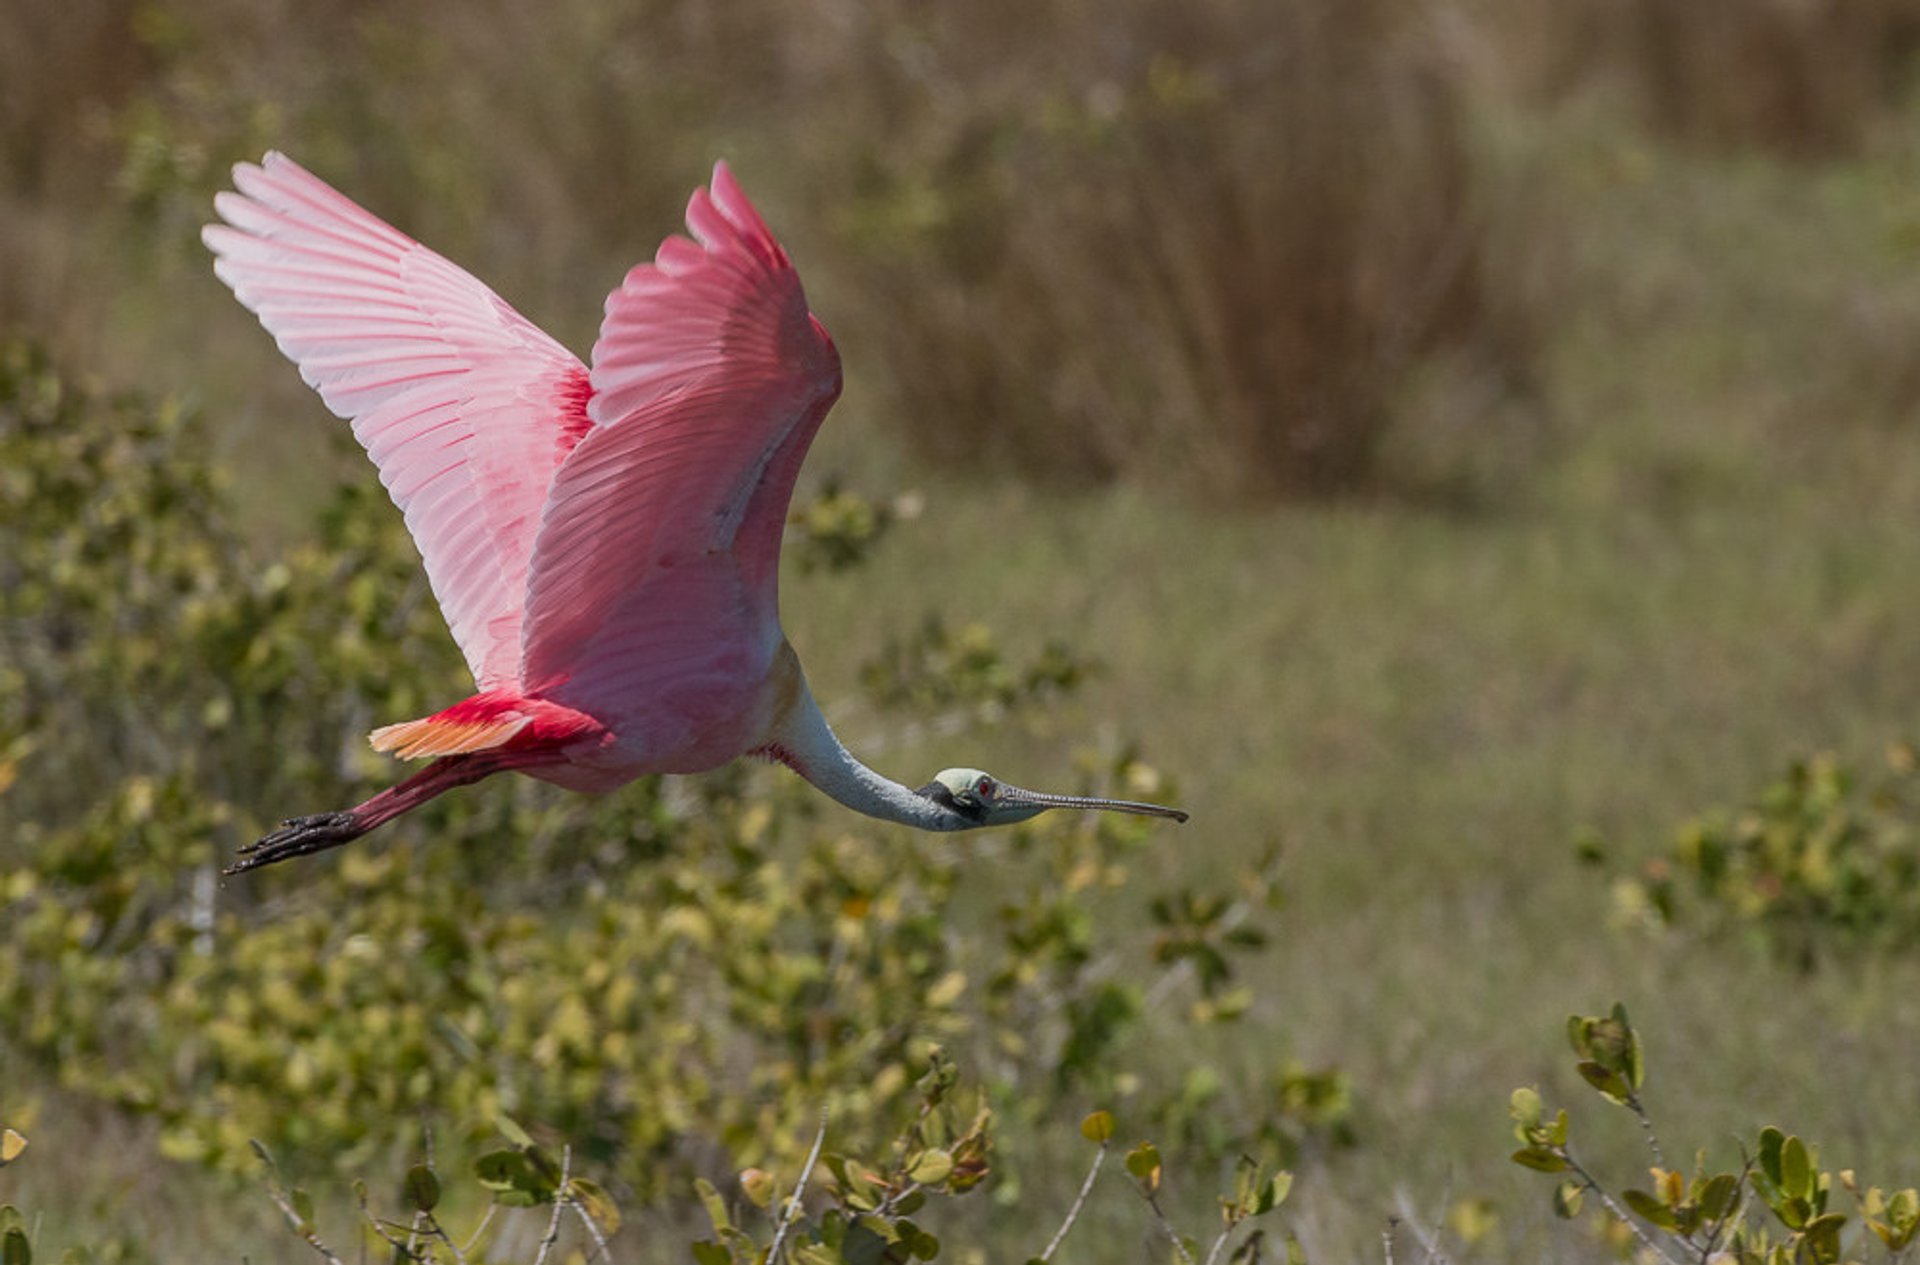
left=2, top=0, right=1540, bottom=501
left=818, top=0, right=1529, bottom=497
left=1477, top=0, right=1920, bottom=157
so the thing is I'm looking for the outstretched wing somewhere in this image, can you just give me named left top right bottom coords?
left=518, top=162, right=841, bottom=712
left=203, top=152, right=591, bottom=691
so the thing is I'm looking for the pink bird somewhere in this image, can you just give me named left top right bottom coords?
left=204, top=153, right=1187, bottom=873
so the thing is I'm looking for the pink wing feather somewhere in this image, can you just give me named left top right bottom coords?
left=203, top=152, right=591, bottom=691
left=518, top=163, right=841, bottom=714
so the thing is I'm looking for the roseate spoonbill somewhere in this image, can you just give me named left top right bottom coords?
left=205, top=153, right=1187, bottom=874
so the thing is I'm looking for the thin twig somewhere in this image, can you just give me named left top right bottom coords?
left=1560, top=1148, right=1684, bottom=1265
left=460, top=1204, right=500, bottom=1258
left=1137, top=1189, right=1197, bottom=1265
left=260, top=1174, right=348, bottom=1265
left=532, top=1146, right=574, bottom=1265
left=770, top=1109, right=830, bottom=1265
left=1202, top=1221, right=1238, bottom=1265
left=1392, top=1186, right=1451, bottom=1265
left=1698, top=1156, right=1755, bottom=1264
left=571, top=1198, right=615, bottom=1262
left=1626, top=1094, right=1667, bottom=1171
left=1041, top=1141, right=1109, bottom=1261
left=1382, top=1216, right=1397, bottom=1265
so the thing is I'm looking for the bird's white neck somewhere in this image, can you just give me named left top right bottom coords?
left=759, top=647, right=965, bottom=832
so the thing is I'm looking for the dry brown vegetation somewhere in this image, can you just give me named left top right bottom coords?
left=11, top=0, right=1920, bottom=498
left=1485, top=0, right=1920, bottom=156
left=5, top=0, right=1528, bottom=499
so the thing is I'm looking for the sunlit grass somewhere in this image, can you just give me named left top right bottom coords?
left=783, top=105, right=1920, bottom=1259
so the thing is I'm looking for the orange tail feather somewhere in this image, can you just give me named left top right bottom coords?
left=369, top=691, right=604, bottom=761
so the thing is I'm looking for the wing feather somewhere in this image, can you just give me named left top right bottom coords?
left=204, top=152, right=591, bottom=690
left=519, top=163, right=841, bottom=716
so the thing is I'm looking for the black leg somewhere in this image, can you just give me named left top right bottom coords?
left=224, top=811, right=366, bottom=875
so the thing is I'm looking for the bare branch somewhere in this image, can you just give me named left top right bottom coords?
left=1559, top=1147, right=1685, bottom=1265
left=571, top=1197, right=615, bottom=1262
left=1133, top=1188, right=1197, bottom=1265
left=460, top=1203, right=500, bottom=1257
left=1041, top=1140, right=1109, bottom=1261
left=1626, top=1094, right=1667, bottom=1171
left=251, top=1145, right=347, bottom=1265
left=770, top=1108, right=831, bottom=1265
left=532, top=1145, right=574, bottom=1265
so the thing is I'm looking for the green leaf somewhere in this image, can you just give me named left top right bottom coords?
left=1780, top=1135, right=1813, bottom=1202
left=474, top=1149, right=532, bottom=1194
left=844, top=1218, right=896, bottom=1265
left=1574, top=1061, right=1630, bottom=1105
left=740, top=1167, right=777, bottom=1209
left=1263, top=1172, right=1294, bottom=1213
left=496, top=1114, right=534, bottom=1149
left=1080, top=1110, right=1116, bottom=1145
left=1125, top=1142, right=1162, bottom=1192
left=1758, top=1126, right=1786, bottom=1186
left=1553, top=1181, right=1585, bottom=1219
left=1610, top=1002, right=1644, bottom=1089
left=403, top=1163, right=440, bottom=1213
left=2, top=1228, right=28, bottom=1265
left=1698, top=1173, right=1739, bottom=1222
left=903, top=1220, right=940, bottom=1260
left=694, top=1176, right=732, bottom=1234
left=568, top=1177, right=622, bottom=1234
left=1508, top=1087, right=1542, bottom=1135
left=691, top=1243, right=731, bottom=1265
left=907, top=1149, right=954, bottom=1185
left=1510, top=1147, right=1568, bottom=1173
left=1623, top=1189, right=1677, bottom=1230
left=1803, top=1212, right=1847, bottom=1264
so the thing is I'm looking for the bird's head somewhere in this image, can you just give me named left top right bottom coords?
left=914, top=767, right=1189, bottom=829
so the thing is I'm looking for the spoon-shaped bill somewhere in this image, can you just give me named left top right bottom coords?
left=997, top=783, right=1190, bottom=823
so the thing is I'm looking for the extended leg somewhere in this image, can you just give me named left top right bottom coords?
left=226, top=751, right=532, bottom=875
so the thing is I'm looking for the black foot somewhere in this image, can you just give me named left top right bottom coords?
left=225, top=811, right=364, bottom=875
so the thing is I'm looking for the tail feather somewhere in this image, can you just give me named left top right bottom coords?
left=368, top=690, right=606, bottom=761
left=370, top=713, right=532, bottom=759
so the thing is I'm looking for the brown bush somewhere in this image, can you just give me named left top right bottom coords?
left=3, top=0, right=1529, bottom=500
left=1491, top=0, right=1920, bottom=158
left=820, top=0, right=1520, bottom=497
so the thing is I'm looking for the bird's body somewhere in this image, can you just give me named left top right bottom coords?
left=205, top=154, right=1185, bottom=871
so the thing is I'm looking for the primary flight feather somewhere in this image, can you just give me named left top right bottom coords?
left=205, top=153, right=1186, bottom=872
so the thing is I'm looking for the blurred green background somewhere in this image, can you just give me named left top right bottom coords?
left=8, top=0, right=1920, bottom=1260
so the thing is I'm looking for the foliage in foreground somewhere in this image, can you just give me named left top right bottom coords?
left=0, top=340, right=1335, bottom=1235
left=0, top=1059, right=1303, bottom=1265
left=1511, top=1003, right=1919, bottom=1264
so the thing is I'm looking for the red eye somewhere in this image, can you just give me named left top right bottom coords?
left=974, top=776, right=994, bottom=798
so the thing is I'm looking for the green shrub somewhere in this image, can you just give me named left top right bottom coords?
left=1595, top=748, right=1920, bottom=969
left=1511, top=1003, right=1920, bottom=1263
left=0, top=341, right=1319, bottom=1225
